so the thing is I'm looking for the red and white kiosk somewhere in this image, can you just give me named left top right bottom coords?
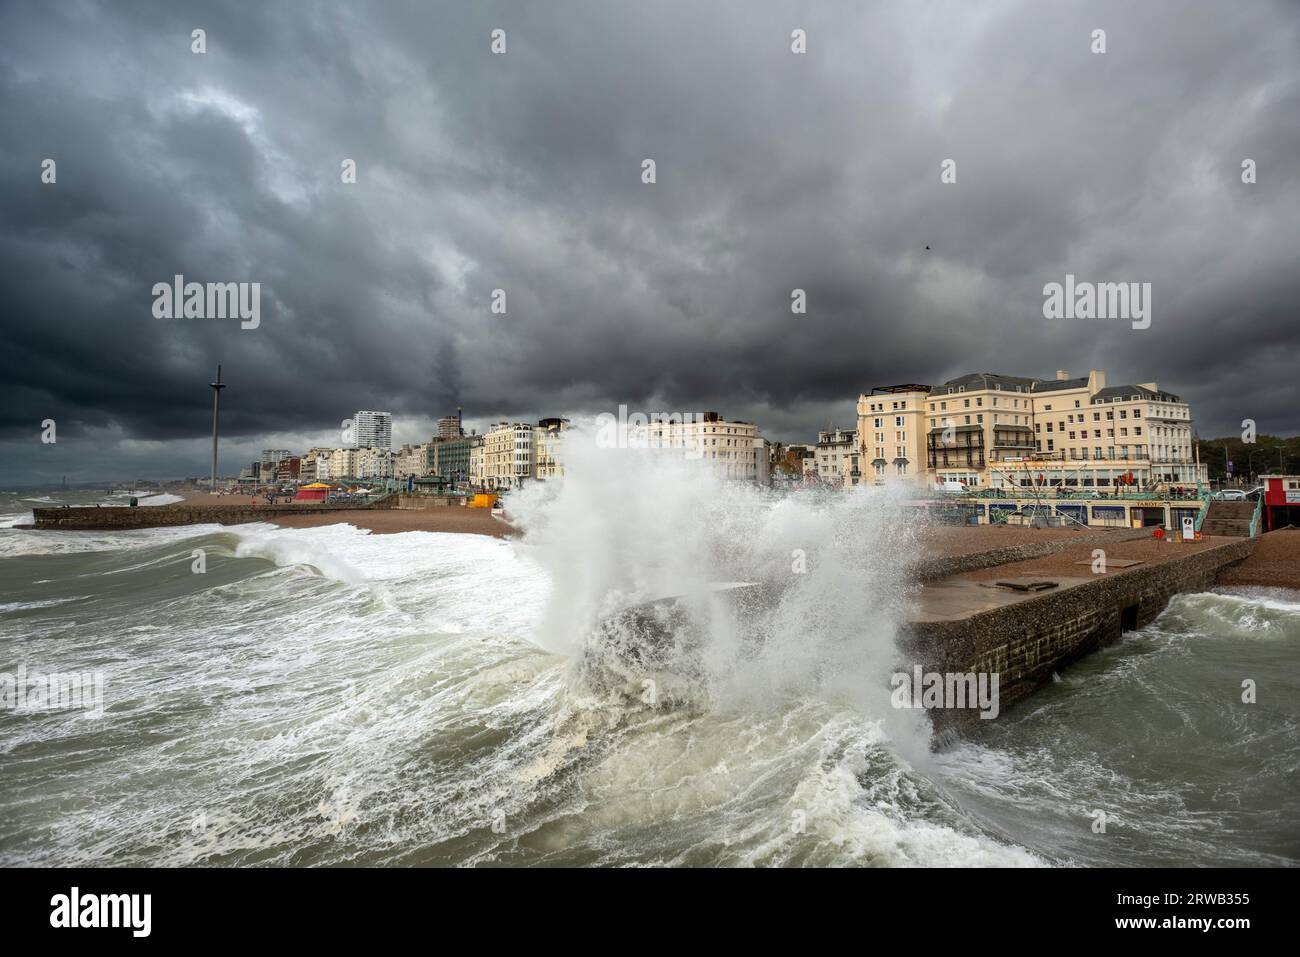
left=1258, top=474, right=1300, bottom=531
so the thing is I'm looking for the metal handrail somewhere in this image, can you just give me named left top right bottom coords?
left=1249, top=495, right=1263, bottom=538
left=957, top=488, right=1208, bottom=502
left=1194, top=496, right=1212, bottom=532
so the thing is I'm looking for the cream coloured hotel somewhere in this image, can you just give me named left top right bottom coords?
left=857, top=370, right=1206, bottom=491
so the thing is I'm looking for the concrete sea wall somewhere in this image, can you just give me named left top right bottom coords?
left=387, top=494, right=456, bottom=509
left=904, top=537, right=1253, bottom=732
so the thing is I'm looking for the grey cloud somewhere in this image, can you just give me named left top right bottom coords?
left=1, top=0, right=1297, bottom=483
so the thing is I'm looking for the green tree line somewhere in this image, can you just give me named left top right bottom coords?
left=1196, top=435, right=1300, bottom=483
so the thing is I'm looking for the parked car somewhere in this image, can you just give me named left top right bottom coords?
left=1213, top=489, right=1247, bottom=501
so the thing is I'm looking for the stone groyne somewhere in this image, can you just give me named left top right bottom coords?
left=28, top=503, right=377, bottom=531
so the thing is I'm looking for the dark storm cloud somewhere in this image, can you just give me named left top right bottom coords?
left=1, top=0, right=1297, bottom=482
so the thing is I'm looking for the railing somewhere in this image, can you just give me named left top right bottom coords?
left=1048, top=504, right=1090, bottom=529
left=1249, top=495, right=1263, bottom=538
left=1194, top=496, right=1212, bottom=532
left=960, top=488, right=1209, bottom=502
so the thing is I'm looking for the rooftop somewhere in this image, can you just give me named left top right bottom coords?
left=1092, top=384, right=1184, bottom=404
left=870, top=383, right=932, bottom=395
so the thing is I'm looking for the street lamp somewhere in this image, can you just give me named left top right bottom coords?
left=1246, top=447, right=1271, bottom=484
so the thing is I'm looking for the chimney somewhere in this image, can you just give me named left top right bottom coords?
left=1056, top=370, right=1068, bottom=381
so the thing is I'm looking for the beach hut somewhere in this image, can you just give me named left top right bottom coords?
left=295, top=482, right=332, bottom=502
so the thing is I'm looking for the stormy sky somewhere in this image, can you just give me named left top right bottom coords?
left=1, top=0, right=1297, bottom=484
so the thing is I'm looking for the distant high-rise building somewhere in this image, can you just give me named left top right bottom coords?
left=352, top=411, right=392, bottom=450
left=437, top=411, right=464, bottom=439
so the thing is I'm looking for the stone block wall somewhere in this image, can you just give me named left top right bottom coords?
left=904, top=537, right=1253, bottom=732
left=31, top=504, right=361, bottom=530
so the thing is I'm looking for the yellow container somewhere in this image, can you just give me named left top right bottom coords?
left=469, top=493, right=498, bottom=509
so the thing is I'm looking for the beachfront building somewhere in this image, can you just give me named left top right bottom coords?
left=642, top=412, right=770, bottom=485
left=469, top=442, right=485, bottom=487
left=923, top=370, right=1206, bottom=490
left=351, top=410, right=393, bottom=450
left=482, top=422, right=534, bottom=490
left=326, top=447, right=358, bottom=481
left=857, top=385, right=930, bottom=486
left=355, top=446, right=392, bottom=481
left=478, top=419, right=570, bottom=489
left=260, top=449, right=293, bottom=479
left=813, top=427, right=857, bottom=486
left=534, top=418, right=569, bottom=479
left=394, top=443, right=431, bottom=479
left=273, top=457, right=301, bottom=483
left=300, top=447, right=334, bottom=484
left=429, top=433, right=481, bottom=486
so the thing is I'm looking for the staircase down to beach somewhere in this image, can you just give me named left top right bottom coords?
left=1200, top=500, right=1256, bottom=538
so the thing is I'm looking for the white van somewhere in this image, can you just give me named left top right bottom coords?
left=936, top=481, right=969, bottom=493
